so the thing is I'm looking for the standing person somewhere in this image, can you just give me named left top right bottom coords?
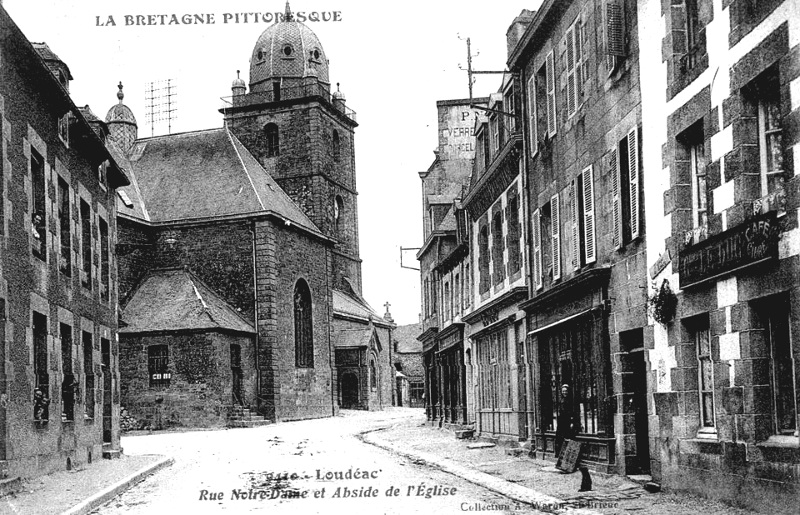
left=555, top=383, right=579, bottom=458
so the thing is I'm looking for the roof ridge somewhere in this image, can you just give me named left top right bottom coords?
left=135, top=126, right=224, bottom=142
left=225, top=127, right=266, bottom=210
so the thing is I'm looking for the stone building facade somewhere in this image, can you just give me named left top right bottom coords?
left=509, top=0, right=650, bottom=474
left=0, top=5, right=127, bottom=479
left=418, top=98, right=486, bottom=427
left=462, top=73, right=530, bottom=442
left=392, top=323, right=424, bottom=408
left=638, top=0, right=800, bottom=509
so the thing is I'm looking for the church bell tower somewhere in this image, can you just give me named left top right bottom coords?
left=222, top=2, right=362, bottom=294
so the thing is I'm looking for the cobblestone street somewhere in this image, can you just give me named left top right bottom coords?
left=91, top=409, right=547, bottom=514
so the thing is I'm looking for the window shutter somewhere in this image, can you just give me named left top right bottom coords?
left=582, top=165, right=597, bottom=263
left=610, top=147, right=623, bottom=249
left=628, top=127, right=640, bottom=240
left=566, top=28, right=577, bottom=117
left=532, top=209, right=543, bottom=290
left=546, top=51, right=557, bottom=136
left=570, top=181, right=580, bottom=270
left=551, top=193, right=561, bottom=281
left=528, top=75, right=538, bottom=156
left=606, top=0, right=626, bottom=57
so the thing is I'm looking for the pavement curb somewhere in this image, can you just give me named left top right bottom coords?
left=60, top=456, right=175, bottom=515
left=359, top=426, right=602, bottom=515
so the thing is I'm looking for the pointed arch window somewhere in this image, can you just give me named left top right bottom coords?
left=294, top=279, right=314, bottom=368
left=265, top=123, right=279, bottom=157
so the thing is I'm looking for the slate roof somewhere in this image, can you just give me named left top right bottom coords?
left=332, top=328, right=374, bottom=349
left=120, top=268, right=255, bottom=335
left=393, top=323, right=423, bottom=354
left=117, top=127, right=318, bottom=234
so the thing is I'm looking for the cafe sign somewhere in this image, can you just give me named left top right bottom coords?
left=678, top=212, right=779, bottom=289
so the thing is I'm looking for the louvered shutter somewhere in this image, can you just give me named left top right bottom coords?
left=546, top=51, right=557, bottom=136
left=550, top=194, right=561, bottom=280
left=628, top=127, right=640, bottom=240
left=571, top=181, right=580, bottom=270
left=582, top=165, right=597, bottom=263
left=606, top=0, right=625, bottom=57
left=528, top=75, right=537, bottom=156
left=610, top=147, right=623, bottom=249
left=532, top=209, right=543, bottom=290
left=566, top=28, right=577, bottom=117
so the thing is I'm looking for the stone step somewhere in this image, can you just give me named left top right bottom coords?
left=0, top=477, right=23, bottom=498
left=102, top=447, right=122, bottom=460
left=227, top=419, right=271, bottom=428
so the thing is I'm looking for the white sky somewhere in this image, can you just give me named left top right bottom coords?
left=3, top=0, right=540, bottom=326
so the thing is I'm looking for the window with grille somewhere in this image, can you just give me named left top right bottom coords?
left=265, top=123, right=280, bottom=157
left=294, top=280, right=314, bottom=368
left=148, top=345, right=170, bottom=388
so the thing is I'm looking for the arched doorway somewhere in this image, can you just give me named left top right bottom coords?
left=341, top=372, right=359, bottom=408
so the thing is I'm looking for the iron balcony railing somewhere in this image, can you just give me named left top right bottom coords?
left=220, top=82, right=357, bottom=123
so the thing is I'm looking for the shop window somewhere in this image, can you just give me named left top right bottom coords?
left=265, top=123, right=279, bottom=157
left=31, top=151, right=46, bottom=260
left=610, top=127, right=641, bottom=248
left=83, top=331, right=95, bottom=417
left=294, top=279, right=314, bottom=368
left=764, top=298, right=796, bottom=436
left=539, top=316, right=602, bottom=434
left=60, top=323, right=75, bottom=422
left=410, top=381, right=424, bottom=402
left=33, top=312, right=49, bottom=421
left=147, top=344, right=170, bottom=389
left=58, top=177, right=71, bottom=276
left=80, top=199, right=92, bottom=289
left=476, top=330, right=511, bottom=412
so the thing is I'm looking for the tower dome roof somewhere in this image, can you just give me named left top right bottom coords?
left=105, top=82, right=137, bottom=125
left=248, top=3, right=330, bottom=90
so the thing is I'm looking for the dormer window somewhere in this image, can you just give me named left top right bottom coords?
left=257, top=49, right=265, bottom=61
left=282, top=44, right=294, bottom=57
left=311, top=48, right=321, bottom=61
